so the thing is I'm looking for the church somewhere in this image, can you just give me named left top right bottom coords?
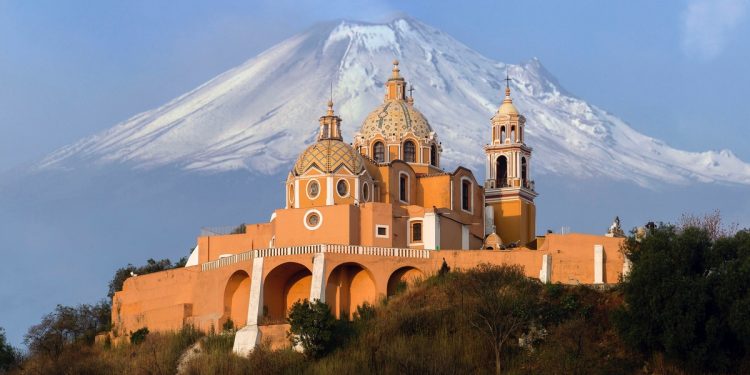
left=111, top=61, right=628, bottom=354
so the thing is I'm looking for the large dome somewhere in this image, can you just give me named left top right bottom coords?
left=293, top=139, right=365, bottom=175
left=359, top=100, right=433, bottom=141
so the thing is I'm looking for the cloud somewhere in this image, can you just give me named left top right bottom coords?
left=681, top=0, right=748, bottom=60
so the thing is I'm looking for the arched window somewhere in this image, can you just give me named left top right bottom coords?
left=521, top=157, right=528, bottom=188
left=399, top=174, right=408, bottom=203
left=430, top=144, right=438, bottom=166
left=373, top=141, right=385, bottom=162
left=500, top=126, right=506, bottom=143
left=362, top=183, right=370, bottom=202
left=496, top=156, right=508, bottom=187
left=511, top=126, right=516, bottom=142
left=403, top=141, right=416, bottom=163
left=461, top=179, right=471, bottom=211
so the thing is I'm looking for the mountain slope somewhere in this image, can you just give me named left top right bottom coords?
left=37, top=17, right=750, bottom=187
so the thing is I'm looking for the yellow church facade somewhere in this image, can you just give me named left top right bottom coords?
left=111, top=61, right=628, bottom=354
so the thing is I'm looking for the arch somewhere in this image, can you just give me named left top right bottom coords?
left=496, top=155, right=508, bottom=188
left=326, top=262, right=377, bottom=319
left=500, top=126, right=506, bottom=143
left=521, top=157, right=528, bottom=188
left=387, top=266, right=424, bottom=297
left=373, top=141, right=385, bottom=163
left=430, top=144, right=438, bottom=166
left=511, top=126, right=516, bottom=142
left=403, top=140, right=416, bottom=163
left=223, top=270, right=251, bottom=328
left=263, top=262, right=312, bottom=323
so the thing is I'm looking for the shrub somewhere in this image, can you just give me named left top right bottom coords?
left=0, top=327, right=18, bottom=373
left=130, top=328, right=149, bottom=345
left=24, top=302, right=111, bottom=357
left=287, top=299, right=336, bottom=359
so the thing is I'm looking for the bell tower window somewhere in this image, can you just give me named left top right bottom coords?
left=373, top=141, right=385, bottom=162
left=511, top=126, right=516, bottom=142
left=403, top=141, right=416, bottom=163
left=430, top=144, right=438, bottom=166
left=521, top=157, right=528, bottom=188
left=500, top=126, right=506, bottom=143
left=496, top=156, right=508, bottom=188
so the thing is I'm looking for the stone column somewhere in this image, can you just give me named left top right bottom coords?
left=594, top=245, right=604, bottom=284
left=309, top=253, right=326, bottom=302
left=539, top=254, right=551, bottom=283
left=233, top=257, right=265, bottom=356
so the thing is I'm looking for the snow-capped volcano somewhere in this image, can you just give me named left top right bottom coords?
left=37, top=17, right=750, bottom=187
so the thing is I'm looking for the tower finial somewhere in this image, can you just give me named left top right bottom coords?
left=392, top=59, right=400, bottom=78
left=328, top=82, right=334, bottom=115
left=503, top=72, right=512, bottom=97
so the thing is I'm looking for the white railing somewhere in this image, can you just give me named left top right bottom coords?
left=201, top=244, right=431, bottom=271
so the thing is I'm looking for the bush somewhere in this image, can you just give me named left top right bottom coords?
left=287, top=300, right=337, bottom=359
left=130, top=328, right=149, bottom=345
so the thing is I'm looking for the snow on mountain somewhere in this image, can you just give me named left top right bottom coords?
left=37, top=17, right=750, bottom=187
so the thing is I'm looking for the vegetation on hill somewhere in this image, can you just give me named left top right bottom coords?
left=7, top=211, right=750, bottom=374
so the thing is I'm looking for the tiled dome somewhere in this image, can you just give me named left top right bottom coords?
left=359, top=100, right=433, bottom=141
left=293, top=139, right=365, bottom=175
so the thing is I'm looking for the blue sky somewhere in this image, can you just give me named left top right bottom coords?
left=1, top=0, right=749, bottom=172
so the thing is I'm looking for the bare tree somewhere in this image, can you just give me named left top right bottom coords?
left=679, top=209, right=738, bottom=240
left=452, top=264, right=540, bottom=375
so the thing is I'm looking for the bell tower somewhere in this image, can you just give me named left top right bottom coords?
left=483, top=78, right=537, bottom=247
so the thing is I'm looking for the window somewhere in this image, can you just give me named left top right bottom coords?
left=403, top=141, right=416, bottom=162
left=500, top=126, right=506, bottom=142
left=376, top=225, right=389, bottom=238
left=521, top=157, right=528, bottom=188
left=430, top=144, right=437, bottom=166
left=307, top=180, right=320, bottom=199
left=303, top=209, right=323, bottom=230
left=496, top=156, right=508, bottom=188
left=288, top=184, right=294, bottom=204
left=510, top=126, right=516, bottom=142
left=461, top=179, right=471, bottom=211
left=362, top=183, right=370, bottom=201
left=399, top=174, right=408, bottom=203
left=411, top=222, right=423, bottom=243
left=336, top=179, right=349, bottom=197
left=373, top=141, right=385, bottom=162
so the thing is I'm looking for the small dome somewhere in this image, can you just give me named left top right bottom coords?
left=360, top=100, right=433, bottom=141
left=293, top=139, right=365, bottom=175
left=495, top=86, right=519, bottom=117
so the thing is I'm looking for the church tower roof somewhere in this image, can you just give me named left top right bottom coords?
left=495, top=80, right=519, bottom=117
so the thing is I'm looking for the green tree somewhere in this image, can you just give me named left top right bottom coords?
left=108, top=258, right=176, bottom=299
left=0, top=327, right=18, bottom=373
left=287, top=299, right=336, bottom=359
left=451, top=263, right=541, bottom=375
left=615, top=222, right=750, bottom=372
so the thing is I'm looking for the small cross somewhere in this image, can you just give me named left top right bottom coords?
left=503, top=73, right=512, bottom=88
left=407, top=85, right=415, bottom=97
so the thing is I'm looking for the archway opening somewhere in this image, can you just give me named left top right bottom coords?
left=430, top=144, right=438, bottom=166
left=496, top=156, right=508, bottom=188
left=521, top=157, right=528, bottom=188
left=387, top=266, right=424, bottom=297
left=326, top=263, right=377, bottom=319
left=223, top=270, right=251, bottom=328
left=263, top=262, right=312, bottom=323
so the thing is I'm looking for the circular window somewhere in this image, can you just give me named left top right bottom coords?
left=362, top=183, right=370, bottom=201
left=307, top=180, right=320, bottom=199
left=303, top=209, right=323, bottom=230
left=336, top=179, right=349, bottom=197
